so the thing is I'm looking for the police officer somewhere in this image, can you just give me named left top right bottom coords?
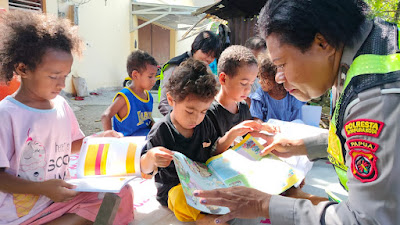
left=194, top=0, right=400, bottom=224
left=158, top=31, right=219, bottom=116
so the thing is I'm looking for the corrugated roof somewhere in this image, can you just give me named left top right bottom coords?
left=193, top=0, right=267, bottom=20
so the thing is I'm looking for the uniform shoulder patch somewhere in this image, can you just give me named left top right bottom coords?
left=344, top=119, right=384, bottom=138
left=346, top=139, right=379, bottom=152
left=350, top=150, right=378, bottom=183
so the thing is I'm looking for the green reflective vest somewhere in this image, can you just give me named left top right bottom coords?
left=327, top=23, right=400, bottom=190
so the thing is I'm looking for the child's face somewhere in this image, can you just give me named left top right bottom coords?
left=193, top=50, right=215, bottom=65
left=169, top=94, right=213, bottom=130
left=132, top=64, right=158, bottom=90
left=259, top=75, right=276, bottom=92
left=18, top=48, right=73, bottom=101
left=221, top=64, right=258, bottom=102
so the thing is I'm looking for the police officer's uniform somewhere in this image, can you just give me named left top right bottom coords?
left=157, top=52, right=191, bottom=116
left=269, top=18, right=400, bottom=224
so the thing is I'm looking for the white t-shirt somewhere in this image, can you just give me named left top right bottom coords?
left=0, top=96, right=85, bottom=224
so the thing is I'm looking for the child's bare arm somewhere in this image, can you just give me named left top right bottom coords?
left=140, top=147, right=173, bottom=174
left=101, top=95, right=126, bottom=131
left=215, top=120, right=263, bottom=155
left=71, top=138, right=83, bottom=154
left=0, top=168, right=78, bottom=202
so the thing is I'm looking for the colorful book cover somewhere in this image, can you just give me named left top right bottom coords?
left=173, top=134, right=305, bottom=214
left=66, top=136, right=146, bottom=193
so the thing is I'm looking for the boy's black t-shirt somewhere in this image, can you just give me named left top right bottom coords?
left=142, top=113, right=219, bottom=206
left=206, top=100, right=252, bottom=137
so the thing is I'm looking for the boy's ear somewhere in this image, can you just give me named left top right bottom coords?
left=15, top=63, right=28, bottom=78
left=219, top=72, right=227, bottom=85
left=166, top=92, right=175, bottom=107
left=131, top=70, right=139, bottom=79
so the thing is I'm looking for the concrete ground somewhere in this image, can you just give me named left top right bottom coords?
left=66, top=87, right=348, bottom=224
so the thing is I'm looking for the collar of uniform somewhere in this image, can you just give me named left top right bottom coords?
left=336, top=19, right=374, bottom=93
left=187, top=51, right=192, bottom=57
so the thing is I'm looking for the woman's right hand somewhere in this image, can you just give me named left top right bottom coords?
left=260, top=137, right=307, bottom=157
left=40, top=179, right=79, bottom=202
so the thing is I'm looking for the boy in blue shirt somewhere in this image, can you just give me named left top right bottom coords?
left=250, top=55, right=305, bottom=123
left=101, top=50, right=158, bottom=136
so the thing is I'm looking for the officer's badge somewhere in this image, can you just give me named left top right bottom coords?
left=350, top=150, right=378, bottom=182
left=347, top=139, right=379, bottom=152
left=344, top=119, right=384, bottom=138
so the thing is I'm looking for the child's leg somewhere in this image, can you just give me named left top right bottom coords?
left=167, top=184, right=204, bottom=222
left=21, top=185, right=133, bottom=225
left=168, top=184, right=229, bottom=225
left=195, top=215, right=229, bottom=225
left=43, top=213, right=92, bottom=225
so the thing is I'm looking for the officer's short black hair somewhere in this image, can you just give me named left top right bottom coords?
left=258, top=0, right=368, bottom=52
left=218, top=45, right=257, bottom=78
left=245, top=37, right=267, bottom=51
left=127, top=50, right=158, bottom=77
left=166, top=58, right=217, bottom=102
left=191, top=31, right=220, bottom=59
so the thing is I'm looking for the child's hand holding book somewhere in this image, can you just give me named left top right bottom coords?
left=140, top=147, right=174, bottom=175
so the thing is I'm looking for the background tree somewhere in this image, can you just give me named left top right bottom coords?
left=364, top=0, right=400, bottom=24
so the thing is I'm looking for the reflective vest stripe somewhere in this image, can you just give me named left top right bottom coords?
left=157, top=64, right=170, bottom=101
left=344, top=54, right=400, bottom=88
left=329, top=51, right=400, bottom=191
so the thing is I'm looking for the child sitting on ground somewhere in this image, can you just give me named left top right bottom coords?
left=250, top=54, right=305, bottom=123
left=207, top=45, right=277, bottom=138
left=207, top=46, right=326, bottom=206
left=0, top=11, right=133, bottom=225
left=102, top=50, right=158, bottom=136
left=140, top=58, right=262, bottom=225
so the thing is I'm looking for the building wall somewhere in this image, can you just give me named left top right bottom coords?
left=47, top=0, right=131, bottom=94
left=175, top=25, right=197, bottom=56
left=0, top=0, right=8, bottom=10
left=134, top=0, right=215, bottom=7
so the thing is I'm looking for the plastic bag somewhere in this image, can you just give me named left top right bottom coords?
left=72, top=75, right=89, bottom=97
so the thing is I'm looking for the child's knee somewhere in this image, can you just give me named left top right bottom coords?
left=167, top=184, right=202, bottom=222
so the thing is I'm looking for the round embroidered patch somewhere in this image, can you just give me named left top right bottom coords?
left=350, top=150, right=378, bottom=183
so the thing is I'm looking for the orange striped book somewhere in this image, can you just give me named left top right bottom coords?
left=66, top=136, right=146, bottom=192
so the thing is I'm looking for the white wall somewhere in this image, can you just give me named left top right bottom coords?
left=175, top=24, right=196, bottom=56
left=48, top=0, right=131, bottom=94
left=45, top=0, right=217, bottom=93
left=0, top=0, right=8, bottom=10
left=135, top=0, right=216, bottom=7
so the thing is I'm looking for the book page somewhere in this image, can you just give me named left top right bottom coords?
left=265, top=119, right=327, bottom=184
left=67, top=176, right=141, bottom=193
left=206, top=135, right=304, bottom=195
left=66, top=136, right=146, bottom=192
left=173, top=152, right=230, bottom=214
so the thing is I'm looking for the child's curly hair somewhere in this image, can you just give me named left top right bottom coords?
left=0, top=11, right=82, bottom=83
left=126, top=50, right=158, bottom=77
left=258, top=53, right=277, bottom=81
left=217, top=45, right=257, bottom=77
left=166, top=58, right=218, bottom=102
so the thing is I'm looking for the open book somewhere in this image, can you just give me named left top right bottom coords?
left=66, top=136, right=146, bottom=193
left=173, top=134, right=305, bottom=214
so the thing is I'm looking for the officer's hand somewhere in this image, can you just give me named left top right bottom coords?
left=194, top=186, right=271, bottom=224
left=260, top=136, right=307, bottom=157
